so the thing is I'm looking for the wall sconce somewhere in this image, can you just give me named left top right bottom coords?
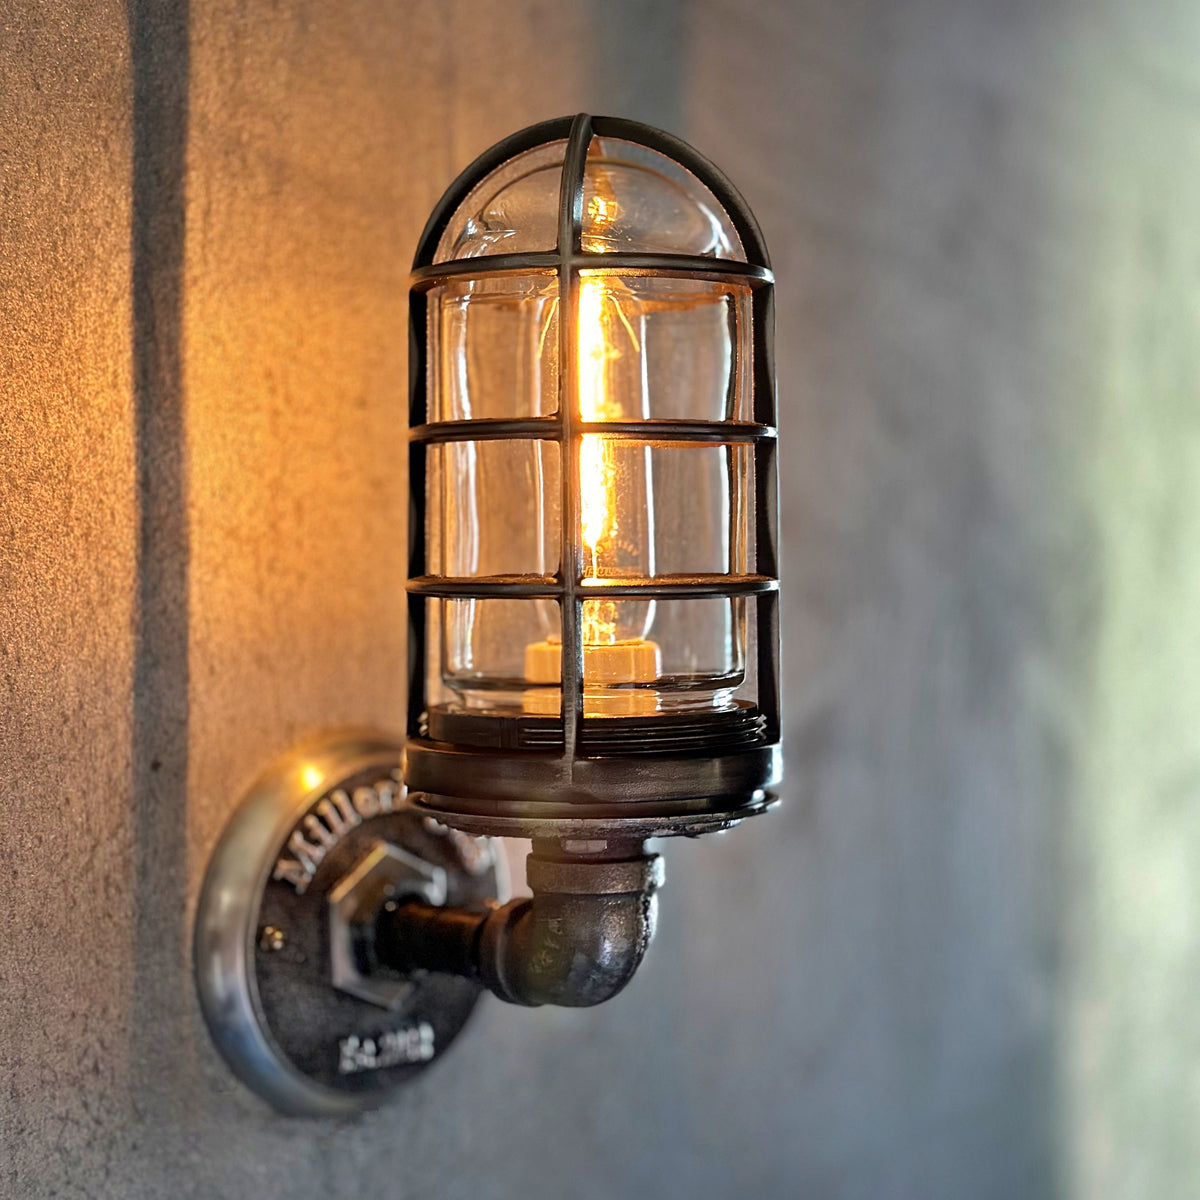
left=195, top=114, right=779, bottom=1116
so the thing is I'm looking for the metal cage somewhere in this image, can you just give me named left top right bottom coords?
left=404, top=114, right=780, bottom=837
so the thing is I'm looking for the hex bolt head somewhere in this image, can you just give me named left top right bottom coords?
left=328, top=840, right=448, bottom=1010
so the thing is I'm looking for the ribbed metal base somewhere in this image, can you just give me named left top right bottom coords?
left=405, top=706, right=780, bottom=839
left=425, top=702, right=768, bottom=755
left=408, top=789, right=777, bottom=841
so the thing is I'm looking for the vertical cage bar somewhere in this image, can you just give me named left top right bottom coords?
left=751, top=279, right=779, bottom=744
left=406, top=593, right=426, bottom=739
left=407, top=278, right=430, bottom=736
left=755, top=439, right=778, bottom=581
left=756, top=590, right=781, bottom=740
left=407, top=438, right=428, bottom=583
left=751, top=283, right=776, bottom=427
left=408, top=288, right=429, bottom=427
left=557, top=114, right=592, bottom=760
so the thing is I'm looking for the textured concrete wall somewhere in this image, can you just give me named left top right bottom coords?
left=4, top=1, right=1200, bottom=1197
left=0, top=1, right=139, bottom=1191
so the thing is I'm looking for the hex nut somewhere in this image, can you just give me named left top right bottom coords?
left=328, top=840, right=447, bottom=1010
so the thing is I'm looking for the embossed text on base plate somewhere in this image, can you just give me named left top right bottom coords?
left=338, top=1024, right=436, bottom=1074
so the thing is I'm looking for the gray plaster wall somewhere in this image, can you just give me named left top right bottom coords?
left=4, top=2, right=1200, bottom=1197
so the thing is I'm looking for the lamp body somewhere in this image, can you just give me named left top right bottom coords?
left=405, top=115, right=781, bottom=835
left=194, top=116, right=781, bottom=1116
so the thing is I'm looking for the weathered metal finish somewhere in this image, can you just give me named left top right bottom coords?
left=524, top=853, right=663, bottom=895
left=407, top=792, right=776, bottom=841
left=405, top=739, right=781, bottom=814
left=556, top=112, right=591, bottom=759
left=374, top=845, right=664, bottom=1009
left=193, top=733, right=503, bottom=1115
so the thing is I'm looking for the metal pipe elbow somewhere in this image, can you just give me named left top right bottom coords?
left=477, top=852, right=664, bottom=1008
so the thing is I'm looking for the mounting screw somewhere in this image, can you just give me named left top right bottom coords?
left=259, top=925, right=287, bottom=952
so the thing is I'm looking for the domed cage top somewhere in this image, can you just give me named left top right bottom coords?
left=405, top=114, right=779, bottom=833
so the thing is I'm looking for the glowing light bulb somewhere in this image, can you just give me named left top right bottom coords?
left=576, top=273, right=651, bottom=647
left=524, top=197, right=661, bottom=715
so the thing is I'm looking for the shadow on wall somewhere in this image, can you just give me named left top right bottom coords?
left=128, top=0, right=192, bottom=1108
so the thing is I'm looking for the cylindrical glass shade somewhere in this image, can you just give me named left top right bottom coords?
left=426, top=313, right=750, bottom=714
left=409, top=115, right=778, bottom=787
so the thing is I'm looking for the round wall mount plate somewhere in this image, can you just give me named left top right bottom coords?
left=194, top=732, right=504, bottom=1117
